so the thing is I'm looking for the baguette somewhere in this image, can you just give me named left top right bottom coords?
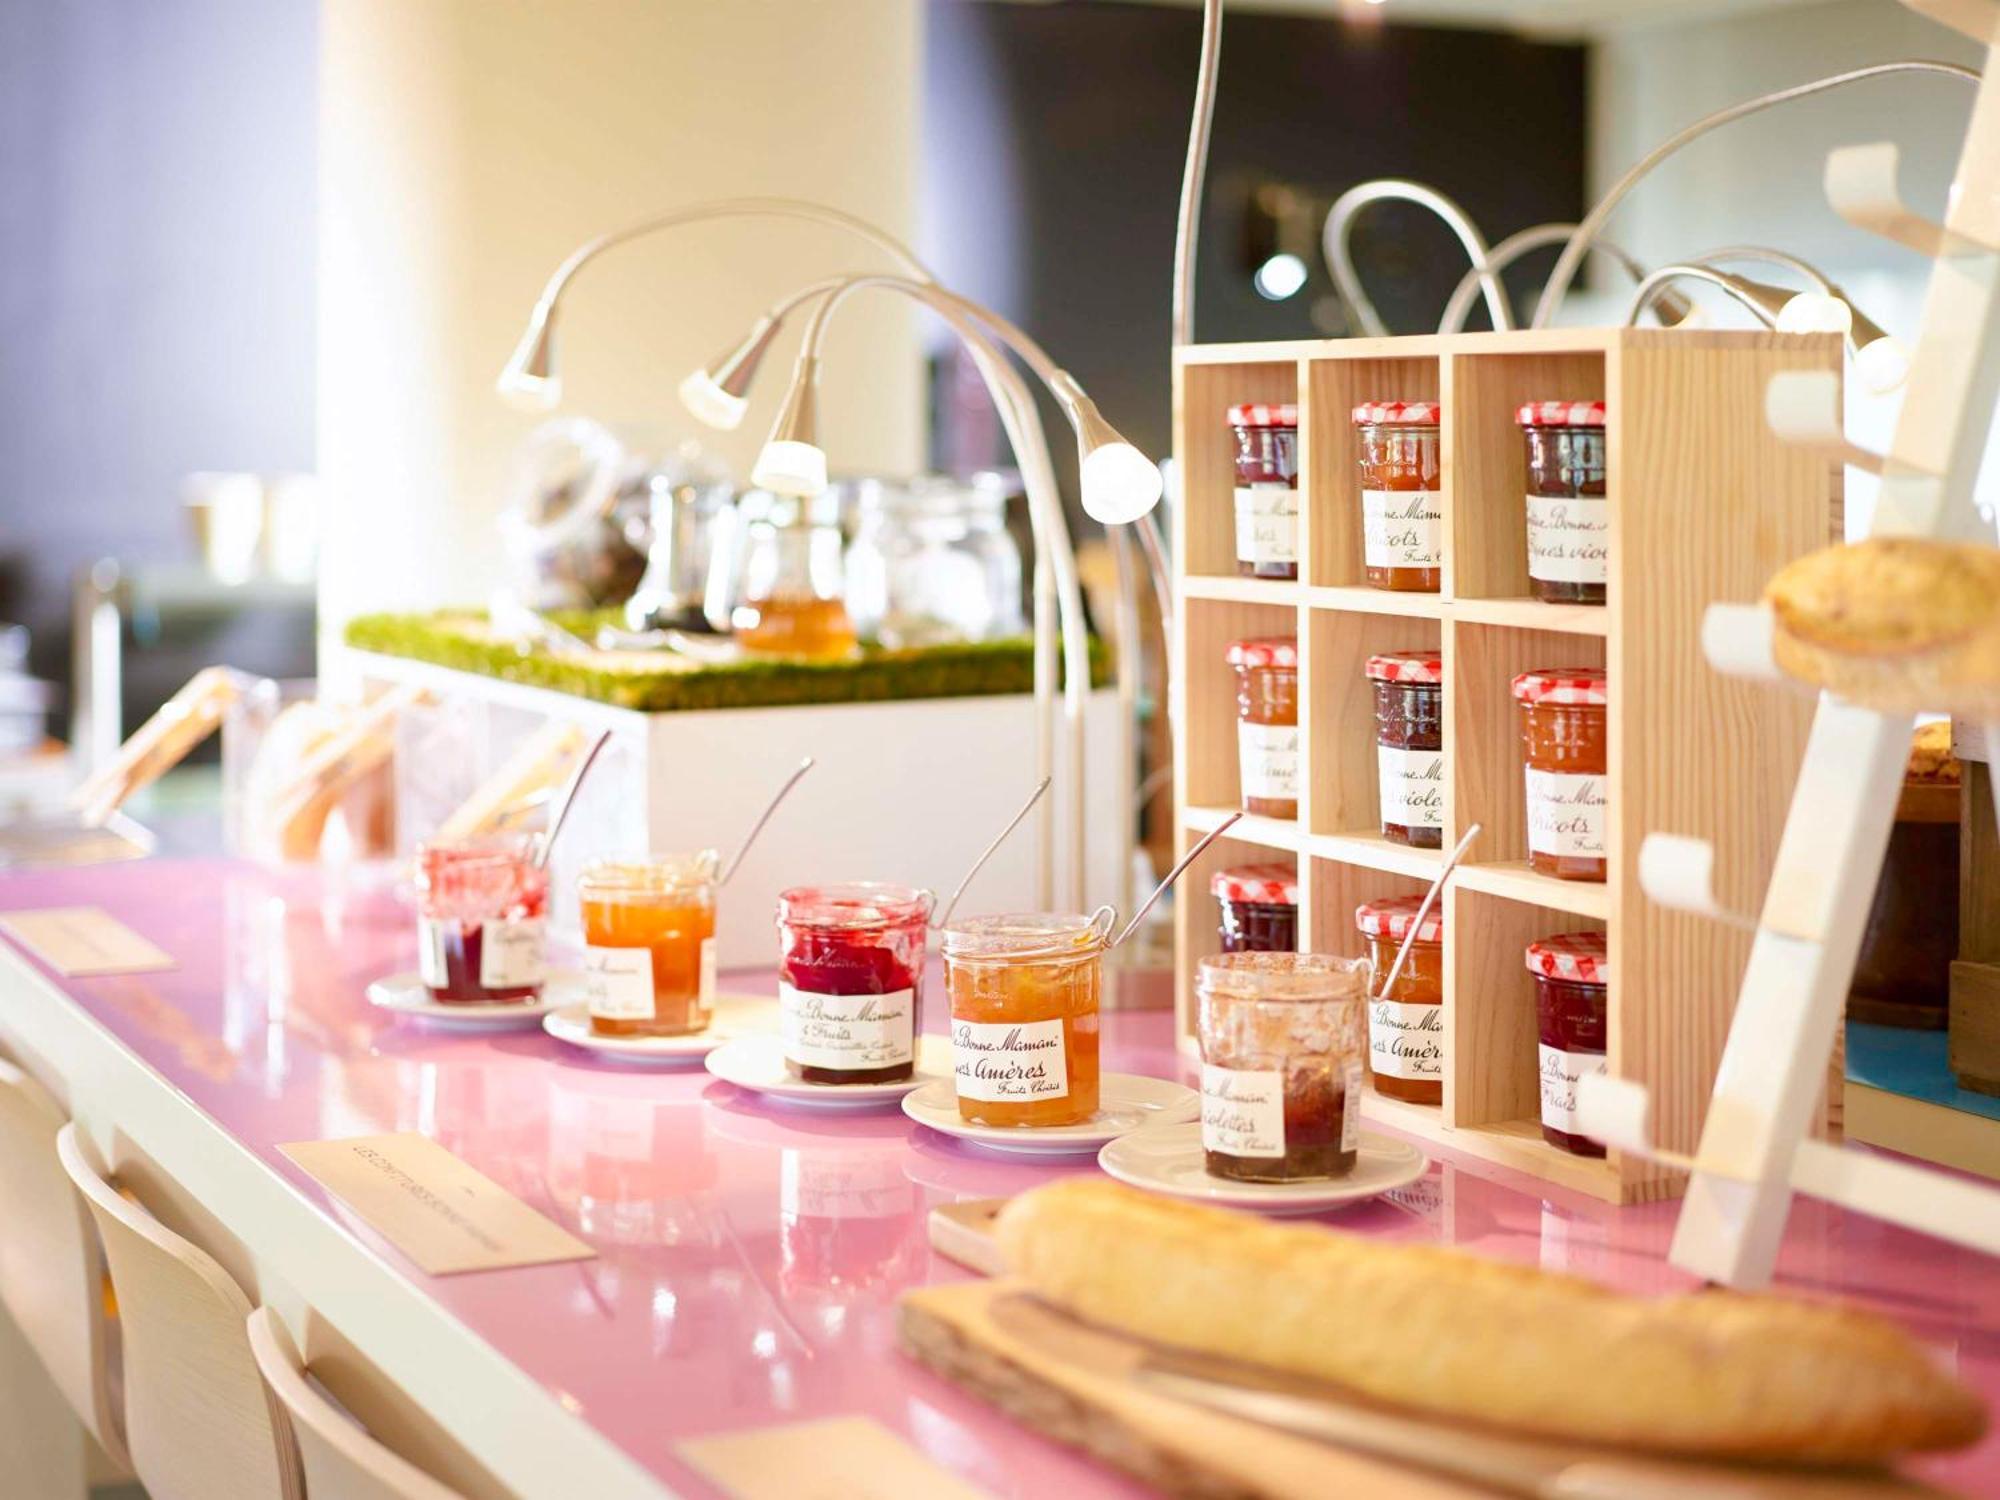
left=995, top=1179, right=1985, bottom=1463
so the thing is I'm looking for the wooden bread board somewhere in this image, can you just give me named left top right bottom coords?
left=898, top=1279, right=1945, bottom=1500
left=927, top=1198, right=1006, bottom=1275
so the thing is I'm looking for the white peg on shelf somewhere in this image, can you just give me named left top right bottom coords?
left=1699, top=603, right=1785, bottom=684
left=1637, top=834, right=1759, bottom=932
left=1763, top=369, right=1891, bottom=474
left=1825, top=143, right=1993, bottom=259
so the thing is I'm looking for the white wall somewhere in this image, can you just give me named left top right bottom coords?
left=316, top=0, right=924, bottom=638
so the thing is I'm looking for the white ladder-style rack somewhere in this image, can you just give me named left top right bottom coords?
left=1580, top=0, right=2000, bottom=1287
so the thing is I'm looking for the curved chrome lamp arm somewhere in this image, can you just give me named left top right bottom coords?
left=1624, top=265, right=1781, bottom=330
left=1437, top=222, right=1663, bottom=335
left=1535, top=60, right=1980, bottom=330
left=1322, top=180, right=1512, bottom=337
left=1173, top=0, right=1224, bottom=348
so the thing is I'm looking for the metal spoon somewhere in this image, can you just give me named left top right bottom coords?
left=719, top=756, right=815, bottom=886
left=532, top=729, right=612, bottom=870
left=931, top=778, right=1053, bottom=931
left=1108, top=812, right=1242, bottom=949
left=1378, top=823, right=1481, bottom=997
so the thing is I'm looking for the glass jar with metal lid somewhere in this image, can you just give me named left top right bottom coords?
left=1227, top=402, right=1299, bottom=580
left=1352, top=400, right=1443, bottom=592
left=1517, top=400, right=1608, bottom=605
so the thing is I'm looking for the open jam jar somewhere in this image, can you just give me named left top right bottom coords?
left=1196, top=952, right=1367, bottom=1182
left=578, top=851, right=720, bottom=1037
left=1528, top=932, right=1608, bottom=1156
left=1227, top=402, right=1299, bottom=580
left=943, top=912, right=1107, bottom=1127
left=1512, top=668, right=1608, bottom=882
left=414, top=837, right=548, bottom=1003
left=1354, top=896, right=1445, bottom=1105
left=1212, top=863, right=1299, bottom=953
left=1226, top=636, right=1298, bottom=819
left=1518, top=401, right=1607, bottom=604
left=1352, top=400, right=1442, bottom=593
left=1366, top=650, right=1444, bottom=848
left=776, top=883, right=929, bottom=1084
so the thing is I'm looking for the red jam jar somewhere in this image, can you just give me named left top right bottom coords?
left=1517, top=401, right=1607, bottom=605
left=414, top=837, right=549, bottom=1003
left=1351, top=400, right=1442, bottom=593
left=1227, top=636, right=1299, bottom=820
left=1227, top=402, right=1299, bottom=580
left=1366, top=650, right=1444, bottom=849
left=1528, top=932, right=1609, bottom=1156
left=1354, top=895, right=1444, bottom=1105
left=1211, top=863, right=1299, bottom=953
left=776, top=883, right=928, bottom=1085
left=1512, top=667, right=1608, bottom=882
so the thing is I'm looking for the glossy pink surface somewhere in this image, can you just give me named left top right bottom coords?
left=2, top=858, right=1996, bottom=1496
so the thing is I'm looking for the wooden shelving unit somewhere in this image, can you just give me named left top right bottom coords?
left=1170, top=327, right=1840, bottom=1204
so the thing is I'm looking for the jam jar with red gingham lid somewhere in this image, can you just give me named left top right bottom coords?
left=1366, top=650, right=1444, bottom=849
left=1354, top=895, right=1445, bottom=1105
left=1517, top=400, right=1608, bottom=605
left=1227, top=636, right=1299, bottom=819
left=1211, top=863, right=1299, bottom=953
left=1228, top=402, right=1299, bottom=580
left=1512, top=667, right=1608, bottom=882
left=1528, top=931, right=1608, bottom=1156
left=1352, top=400, right=1442, bottom=593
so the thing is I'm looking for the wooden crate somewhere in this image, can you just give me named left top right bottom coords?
left=1170, top=327, right=1840, bottom=1204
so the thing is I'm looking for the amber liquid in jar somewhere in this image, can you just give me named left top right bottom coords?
left=737, top=596, right=859, bottom=660
left=1230, top=413, right=1299, bottom=581
left=579, top=854, right=719, bottom=1037
left=1230, top=642, right=1299, bottom=820
left=1517, top=696, right=1608, bottom=882
left=1368, top=661, right=1444, bottom=850
left=1522, top=420, right=1607, bottom=605
left=1360, top=929, right=1445, bottom=1105
left=1536, top=972, right=1608, bottom=1156
left=1354, top=413, right=1442, bottom=593
left=1197, top=953, right=1368, bottom=1182
left=944, top=915, right=1103, bottom=1128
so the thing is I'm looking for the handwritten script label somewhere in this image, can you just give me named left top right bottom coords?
left=1525, top=770, right=1606, bottom=860
left=952, top=1018, right=1068, bottom=1102
left=780, top=983, right=915, bottom=1070
left=1362, top=488, right=1443, bottom=571
left=1201, top=1065, right=1285, bottom=1158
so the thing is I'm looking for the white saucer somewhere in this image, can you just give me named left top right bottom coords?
left=1098, top=1122, right=1428, bottom=1215
left=541, top=995, right=774, bottom=1067
left=704, top=1034, right=951, bottom=1109
left=365, top=971, right=575, bottom=1030
left=901, top=1073, right=1200, bottom=1156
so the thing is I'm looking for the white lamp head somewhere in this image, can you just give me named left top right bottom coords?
left=679, top=314, right=783, bottom=432
left=1048, top=370, right=1164, bottom=525
left=1775, top=290, right=1853, bottom=336
left=1840, top=298, right=1909, bottom=394
left=752, top=355, right=828, bottom=497
left=497, top=303, right=561, bottom=411
left=678, top=368, right=749, bottom=431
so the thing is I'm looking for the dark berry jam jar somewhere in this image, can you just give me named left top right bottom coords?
left=1227, top=402, right=1299, bottom=580
left=1211, top=863, right=1299, bottom=953
left=414, top=837, right=548, bottom=1003
left=1366, top=650, right=1444, bottom=849
left=1528, top=931, right=1608, bottom=1156
left=1518, top=400, right=1607, bottom=605
left=776, top=883, right=928, bottom=1084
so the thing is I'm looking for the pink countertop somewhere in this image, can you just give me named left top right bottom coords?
left=1, top=858, right=1995, bottom=1497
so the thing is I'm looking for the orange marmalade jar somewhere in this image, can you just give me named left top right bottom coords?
left=1512, top=668, right=1608, bottom=882
left=1355, top=895, right=1445, bottom=1105
left=1226, top=636, right=1298, bottom=820
left=578, top=852, right=720, bottom=1036
left=1352, top=400, right=1442, bottom=593
left=943, top=912, right=1107, bottom=1127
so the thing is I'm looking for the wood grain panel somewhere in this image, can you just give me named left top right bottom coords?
left=1172, top=828, right=1305, bottom=1044
left=1178, top=360, right=1297, bottom=580
left=1305, top=611, right=1442, bottom=840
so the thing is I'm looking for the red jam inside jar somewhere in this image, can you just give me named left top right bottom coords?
left=1528, top=931, right=1608, bottom=1156
left=1518, top=400, right=1608, bottom=605
left=1211, top=863, right=1299, bottom=953
left=415, top=838, right=549, bottom=1003
left=1352, top=400, right=1442, bottom=593
left=1366, top=650, right=1444, bottom=849
left=1228, top=401, right=1299, bottom=581
left=1512, top=667, right=1608, bottom=882
left=776, top=883, right=928, bottom=1085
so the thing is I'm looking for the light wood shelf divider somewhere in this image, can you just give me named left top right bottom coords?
left=1170, top=327, right=1841, bottom=1204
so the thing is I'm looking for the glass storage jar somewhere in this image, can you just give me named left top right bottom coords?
left=734, top=490, right=858, bottom=660
left=1212, top=863, right=1299, bottom=953
left=1196, top=952, right=1368, bottom=1182
left=1227, top=402, right=1299, bottom=580
left=414, top=836, right=548, bottom=1003
left=1512, top=668, right=1609, bottom=882
left=943, top=912, right=1108, bottom=1128
left=578, top=851, right=721, bottom=1037
left=1352, top=400, right=1442, bottom=593
left=1527, top=931, right=1608, bottom=1156
left=843, top=473, right=1025, bottom=647
left=1366, top=650, right=1444, bottom=848
left=1355, top=895, right=1445, bottom=1105
left=776, top=883, right=929, bottom=1085
left=1517, top=401, right=1607, bottom=605
left=1226, top=636, right=1299, bottom=820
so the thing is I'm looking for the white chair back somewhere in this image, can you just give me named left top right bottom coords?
left=55, top=1123, right=304, bottom=1500
left=248, top=1307, right=464, bottom=1500
left=0, top=1055, right=125, bottom=1467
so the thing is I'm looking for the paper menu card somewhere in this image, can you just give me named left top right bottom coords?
left=679, top=1416, right=989, bottom=1500
left=0, top=906, right=177, bottom=976
left=279, top=1133, right=594, bottom=1276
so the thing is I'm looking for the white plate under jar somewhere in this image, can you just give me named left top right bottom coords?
left=900, top=1073, right=1199, bottom=1157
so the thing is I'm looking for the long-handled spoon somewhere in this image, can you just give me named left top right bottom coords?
left=532, top=729, right=613, bottom=869
left=931, top=778, right=1053, bottom=931
left=720, top=756, right=816, bottom=886
left=1109, top=812, right=1243, bottom=949
left=1378, top=823, right=1481, bottom=997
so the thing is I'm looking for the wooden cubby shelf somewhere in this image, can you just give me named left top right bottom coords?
left=1171, top=326, right=1840, bottom=1204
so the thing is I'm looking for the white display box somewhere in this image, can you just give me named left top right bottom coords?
left=340, top=648, right=1123, bottom=968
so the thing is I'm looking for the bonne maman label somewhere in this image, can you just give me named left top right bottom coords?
left=952, top=1018, right=1069, bottom=1101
